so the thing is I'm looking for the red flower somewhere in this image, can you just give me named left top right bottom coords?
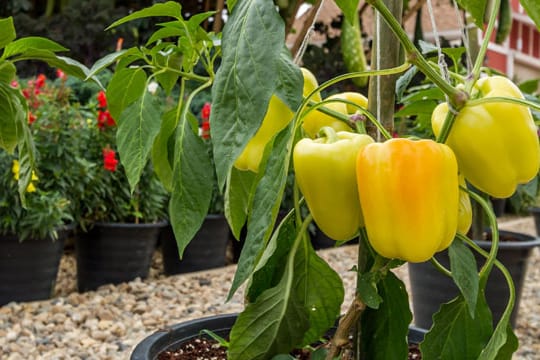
left=22, top=88, right=30, bottom=99
left=201, top=120, right=210, bottom=139
left=10, top=80, right=19, bottom=88
left=35, top=74, right=46, bottom=89
left=56, top=69, right=66, bottom=80
left=97, top=90, right=108, bottom=108
left=103, top=148, right=119, bottom=172
left=97, top=110, right=115, bottom=129
left=28, top=112, right=37, bottom=125
left=201, top=102, right=211, bottom=120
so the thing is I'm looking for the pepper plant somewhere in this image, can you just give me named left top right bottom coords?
left=84, top=0, right=540, bottom=358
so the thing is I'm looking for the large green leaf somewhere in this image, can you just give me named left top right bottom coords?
left=151, top=108, right=178, bottom=191
left=12, top=50, right=91, bottom=80
left=275, top=47, right=303, bottom=111
left=360, top=272, right=412, bottom=360
left=449, top=240, right=479, bottom=318
left=211, top=0, right=285, bottom=189
left=225, top=167, right=257, bottom=240
left=477, top=304, right=517, bottom=359
left=107, top=1, right=182, bottom=29
left=520, top=0, right=540, bottom=30
left=295, top=237, right=344, bottom=346
left=421, top=295, right=493, bottom=359
left=86, top=49, right=130, bottom=79
left=456, top=0, right=488, bottom=28
left=116, top=94, right=161, bottom=192
left=0, top=17, right=16, bottom=50
left=2, top=37, right=68, bottom=59
left=106, top=67, right=147, bottom=120
left=247, top=211, right=297, bottom=302
left=169, top=120, right=214, bottom=257
left=0, top=61, right=16, bottom=84
left=228, top=238, right=309, bottom=360
left=0, top=82, right=24, bottom=153
left=228, top=122, right=294, bottom=298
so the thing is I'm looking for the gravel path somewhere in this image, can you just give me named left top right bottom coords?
left=0, top=217, right=538, bottom=359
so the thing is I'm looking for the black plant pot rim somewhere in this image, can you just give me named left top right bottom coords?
left=93, top=220, right=168, bottom=229
left=475, top=229, right=540, bottom=249
left=131, top=313, right=427, bottom=360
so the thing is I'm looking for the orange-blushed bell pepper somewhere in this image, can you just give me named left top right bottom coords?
left=234, top=68, right=321, bottom=172
left=432, top=75, right=540, bottom=198
left=302, top=92, right=368, bottom=138
left=356, top=138, right=459, bottom=263
left=294, top=128, right=374, bottom=241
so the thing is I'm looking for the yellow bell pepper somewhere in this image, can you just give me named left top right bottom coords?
left=458, top=175, right=472, bottom=235
left=356, top=138, right=459, bottom=263
left=302, top=92, right=368, bottom=138
left=432, top=75, right=540, bottom=198
left=293, top=128, right=374, bottom=241
left=234, top=68, right=321, bottom=172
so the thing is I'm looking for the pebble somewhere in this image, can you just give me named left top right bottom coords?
left=0, top=217, right=538, bottom=359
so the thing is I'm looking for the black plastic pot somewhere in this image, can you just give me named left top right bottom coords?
left=76, top=222, right=166, bottom=292
left=161, top=215, right=230, bottom=275
left=0, top=230, right=67, bottom=305
left=131, top=313, right=427, bottom=360
left=408, top=230, right=540, bottom=329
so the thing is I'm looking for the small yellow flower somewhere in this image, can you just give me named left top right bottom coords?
left=26, top=182, right=37, bottom=193
left=12, top=160, right=20, bottom=180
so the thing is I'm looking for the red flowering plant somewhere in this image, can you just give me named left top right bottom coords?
left=77, top=90, right=168, bottom=229
left=0, top=72, right=91, bottom=240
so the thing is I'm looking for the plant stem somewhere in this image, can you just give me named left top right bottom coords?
left=325, top=295, right=366, bottom=360
left=366, top=0, right=468, bottom=109
left=465, top=0, right=502, bottom=93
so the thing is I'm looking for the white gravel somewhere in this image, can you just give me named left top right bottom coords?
left=0, top=217, right=538, bottom=359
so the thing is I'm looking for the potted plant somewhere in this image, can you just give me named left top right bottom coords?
left=160, top=101, right=231, bottom=274
left=0, top=71, right=89, bottom=304
left=75, top=89, right=169, bottom=292
left=5, top=0, right=536, bottom=357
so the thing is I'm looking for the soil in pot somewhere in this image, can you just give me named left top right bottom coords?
left=156, top=336, right=423, bottom=359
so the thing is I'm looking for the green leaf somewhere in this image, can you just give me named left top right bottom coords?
left=116, top=94, right=161, bottom=192
left=271, top=355, right=295, bottom=360
left=169, top=120, right=213, bottom=258
left=395, top=66, right=418, bottom=101
left=295, top=237, right=344, bottom=346
left=211, top=0, right=285, bottom=189
left=0, top=82, right=24, bottom=153
left=520, top=0, right=540, bottom=30
left=247, top=211, right=297, bottom=302
left=394, top=99, right=438, bottom=117
left=518, top=78, right=539, bottom=94
left=0, top=61, right=16, bottom=83
left=3, top=37, right=68, bottom=58
left=146, top=26, right=184, bottom=45
left=154, top=49, right=182, bottom=95
left=477, top=306, right=516, bottom=359
left=421, top=295, right=493, bottom=359
left=360, top=272, right=412, bottom=360
left=86, top=49, right=130, bottom=79
left=228, top=244, right=309, bottom=360
left=106, top=67, right=147, bottom=120
left=151, top=108, right=178, bottom=191
left=442, top=47, right=466, bottom=68
left=495, top=0, right=512, bottom=44
left=400, top=86, right=445, bottom=103
left=275, top=47, right=303, bottom=111
left=228, top=122, right=293, bottom=298
left=456, top=0, right=488, bottom=28
left=225, top=167, right=257, bottom=240
left=357, top=273, right=383, bottom=309
left=107, top=1, right=182, bottom=30
left=449, top=240, right=479, bottom=318
left=0, top=17, right=16, bottom=50
left=334, top=0, right=361, bottom=24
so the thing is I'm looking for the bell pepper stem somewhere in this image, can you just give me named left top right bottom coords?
left=319, top=126, right=339, bottom=143
left=467, top=96, right=540, bottom=111
left=429, top=257, right=452, bottom=277
left=466, top=0, right=502, bottom=92
left=435, top=108, right=457, bottom=144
